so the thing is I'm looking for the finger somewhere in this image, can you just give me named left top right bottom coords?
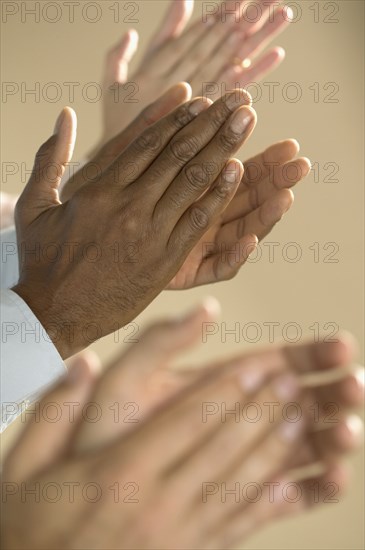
left=155, top=105, right=256, bottom=221
left=61, top=83, right=192, bottom=201
left=135, top=89, right=251, bottom=200
left=146, top=0, right=194, bottom=54
left=189, top=3, right=284, bottom=91
left=164, top=372, right=301, bottom=497
left=217, top=188, right=294, bottom=247
left=16, top=107, right=76, bottom=224
left=191, top=415, right=306, bottom=540
left=189, top=31, right=244, bottom=95
left=235, top=5, right=293, bottom=62
left=105, top=359, right=294, bottom=476
left=104, top=95, right=213, bottom=188
left=74, top=297, right=221, bottom=453
left=209, top=463, right=349, bottom=550
left=317, top=366, right=365, bottom=408
left=3, top=355, right=98, bottom=483
left=103, top=29, right=139, bottom=87
left=167, top=20, right=237, bottom=85
left=235, top=46, right=286, bottom=85
left=217, top=46, right=285, bottom=97
left=144, top=18, right=212, bottom=76
left=242, top=138, right=300, bottom=187
left=285, top=411, right=363, bottom=470
left=167, top=156, right=253, bottom=260
left=223, top=156, right=310, bottom=223
left=219, top=334, right=358, bottom=395
left=192, top=233, right=258, bottom=285
left=283, top=332, right=358, bottom=375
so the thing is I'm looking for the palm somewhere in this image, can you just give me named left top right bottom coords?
left=168, top=218, right=228, bottom=289
left=168, top=140, right=311, bottom=288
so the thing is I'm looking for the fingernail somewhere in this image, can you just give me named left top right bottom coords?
left=54, top=109, right=65, bottom=134
left=225, top=89, right=249, bottom=110
left=345, top=415, right=364, bottom=440
left=284, top=6, right=294, bottom=22
left=201, top=296, right=221, bottom=318
left=224, top=161, right=241, bottom=184
left=230, top=108, right=254, bottom=135
left=354, top=366, right=365, bottom=390
left=279, top=418, right=304, bottom=441
left=189, top=97, right=212, bottom=116
left=273, top=373, right=299, bottom=400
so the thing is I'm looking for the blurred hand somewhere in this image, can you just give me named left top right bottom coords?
left=12, top=90, right=259, bottom=358
left=100, top=0, right=292, bottom=147
left=2, top=303, right=363, bottom=550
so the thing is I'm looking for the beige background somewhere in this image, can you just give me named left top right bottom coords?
left=1, top=1, right=364, bottom=548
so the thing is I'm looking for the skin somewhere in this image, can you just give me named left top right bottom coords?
left=62, top=84, right=311, bottom=289
left=13, top=89, right=264, bottom=358
left=2, top=0, right=305, bottom=250
left=2, top=301, right=363, bottom=550
left=100, top=0, right=293, bottom=146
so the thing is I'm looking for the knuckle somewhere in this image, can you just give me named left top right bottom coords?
left=119, top=206, right=143, bottom=236
left=184, top=163, right=210, bottom=190
left=213, top=179, right=233, bottom=201
left=169, top=135, right=200, bottom=164
left=139, top=105, right=156, bottom=128
left=188, top=206, right=210, bottom=232
left=217, top=129, right=240, bottom=152
left=171, top=103, right=194, bottom=128
left=211, top=102, right=231, bottom=126
left=134, top=127, right=161, bottom=153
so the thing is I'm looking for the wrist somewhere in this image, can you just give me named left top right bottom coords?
left=11, top=283, right=77, bottom=359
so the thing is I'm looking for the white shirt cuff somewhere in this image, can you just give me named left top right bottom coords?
left=1, top=289, right=66, bottom=431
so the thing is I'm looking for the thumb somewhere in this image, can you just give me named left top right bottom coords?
left=16, top=107, right=76, bottom=223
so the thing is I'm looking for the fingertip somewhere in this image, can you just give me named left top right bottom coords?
left=285, top=138, right=300, bottom=154
left=201, top=296, right=222, bottom=320
left=126, top=28, right=139, bottom=49
left=67, top=351, right=100, bottom=386
left=275, top=46, right=286, bottom=59
left=336, top=330, right=359, bottom=363
left=283, top=5, right=294, bottom=22
left=300, top=156, right=312, bottom=173
left=176, top=81, right=193, bottom=102
left=53, top=106, right=77, bottom=163
left=280, top=187, right=295, bottom=207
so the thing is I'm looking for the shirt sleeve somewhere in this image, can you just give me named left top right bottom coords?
left=0, top=289, right=66, bottom=432
left=1, top=226, right=19, bottom=289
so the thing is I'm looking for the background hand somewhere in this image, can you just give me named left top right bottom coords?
left=100, top=0, right=293, bottom=146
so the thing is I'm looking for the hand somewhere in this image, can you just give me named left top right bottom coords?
left=168, top=139, right=311, bottom=288
left=3, top=305, right=362, bottom=550
left=70, top=304, right=365, bottom=549
left=99, top=0, right=293, bottom=146
left=12, top=90, right=258, bottom=358
left=65, top=93, right=311, bottom=288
